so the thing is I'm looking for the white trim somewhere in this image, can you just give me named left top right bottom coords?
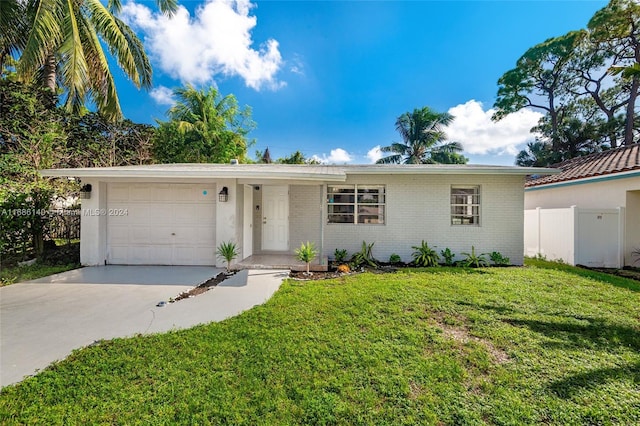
left=40, top=164, right=559, bottom=181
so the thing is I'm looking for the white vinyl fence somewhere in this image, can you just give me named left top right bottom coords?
left=524, top=206, right=625, bottom=268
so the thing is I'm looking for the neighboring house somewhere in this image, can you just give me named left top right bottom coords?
left=40, top=164, right=555, bottom=268
left=524, top=144, right=640, bottom=268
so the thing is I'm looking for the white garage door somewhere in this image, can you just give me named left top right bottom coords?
left=107, top=183, right=216, bottom=265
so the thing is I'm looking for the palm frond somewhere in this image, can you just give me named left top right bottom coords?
left=59, top=0, right=89, bottom=113
left=0, top=0, right=28, bottom=60
left=80, top=13, right=122, bottom=120
left=376, top=154, right=402, bottom=164
left=18, top=0, right=63, bottom=80
left=85, top=0, right=146, bottom=88
left=114, top=16, right=152, bottom=88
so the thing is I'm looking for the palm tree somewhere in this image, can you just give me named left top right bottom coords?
left=377, top=107, right=467, bottom=164
left=155, top=84, right=255, bottom=163
left=6, top=0, right=176, bottom=120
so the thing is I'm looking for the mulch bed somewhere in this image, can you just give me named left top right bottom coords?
left=579, top=265, right=640, bottom=282
left=289, top=265, right=400, bottom=280
left=171, top=271, right=235, bottom=302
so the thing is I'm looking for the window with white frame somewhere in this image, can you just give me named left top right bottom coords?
left=327, top=185, right=385, bottom=224
left=451, top=186, right=480, bottom=225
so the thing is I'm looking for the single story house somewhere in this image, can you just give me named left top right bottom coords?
left=524, top=144, right=640, bottom=268
left=41, top=163, right=556, bottom=269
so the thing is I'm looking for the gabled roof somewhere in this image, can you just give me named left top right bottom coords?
left=39, top=163, right=558, bottom=181
left=525, top=144, right=640, bottom=188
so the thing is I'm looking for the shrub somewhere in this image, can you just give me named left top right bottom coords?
left=461, top=246, right=489, bottom=268
left=295, top=241, right=318, bottom=275
left=350, top=241, right=377, bottom=269
left=411, top=240, right=439, bottom=267
left=334, top=248, right=348, bottom=264
left=489, top=251, right=510, bottom=266
left=216, top=241, right=239, bottom=272
left=389, top=253, right=402, bottom=264
left=440, top=248, right=455, bottom=266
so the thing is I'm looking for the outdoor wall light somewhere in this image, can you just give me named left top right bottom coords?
left=218, top=186, right=229, bottom=202
left=79, top=184, right=92, bottom=199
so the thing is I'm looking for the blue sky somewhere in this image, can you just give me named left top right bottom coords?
left=117, top=0, right=607, bottom=165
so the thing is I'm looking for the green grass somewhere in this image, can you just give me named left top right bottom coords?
left=1, top=260, right=640, bottom=424
left=0, top=263, right=79, bottom=286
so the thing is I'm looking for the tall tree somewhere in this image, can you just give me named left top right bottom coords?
left=376, top=107, right=467, bottom=164
left=493, top=32, right=583, bottom=151
left=153, top=85, right=255, bottom=163
left=589, top=0, right=640, bottom=146
left=4, top=0, right=176, bottom=120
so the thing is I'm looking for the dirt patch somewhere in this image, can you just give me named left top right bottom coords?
left=170, top=272, right=234, bottom=302
left=432, top=311, right=510, bottom=364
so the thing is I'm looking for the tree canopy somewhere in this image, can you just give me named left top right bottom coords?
left=376, top=107, right=467, bottom=165
left=1, top=0, right=176, bottom=120
left=153, top=85, right=255, bottom=164
left=494, top=0, right=639, bottom=166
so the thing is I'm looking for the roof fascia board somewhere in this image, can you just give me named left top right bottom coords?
left=39, top=168, right=347, bottom=182
left=344, top=167, right=558, bottom=175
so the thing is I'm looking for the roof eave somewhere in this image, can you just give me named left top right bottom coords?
left=344, top=166, right=560, bottom=175
left=39, top=168, right=348, bottom=182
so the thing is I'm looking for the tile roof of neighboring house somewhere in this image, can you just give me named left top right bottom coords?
left=525, top=144, right=640, bottom=188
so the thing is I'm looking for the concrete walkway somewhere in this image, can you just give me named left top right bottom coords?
left=0, top=266, right=286, bottom=388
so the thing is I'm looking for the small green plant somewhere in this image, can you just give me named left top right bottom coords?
left=535, top=253, right=547, bottom=261
left=389, top=253, right=402, bottom=264
left=461, top=246, right=489, bottom=268
left=412, top=240, right=439, bottom=267
left=440, top=248, right=455, bottom=266
left=295, top=241, right=318, bottom=275
left=216, top=241, right=240, bottom=272
left=350, top=241, right=377, bottom=268
left=334, top=248, right=348, bottom=264
left=489, top=251, right=510, bottom=266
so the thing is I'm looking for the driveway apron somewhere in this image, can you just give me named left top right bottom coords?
left=0, top=266, right=285, bottom=388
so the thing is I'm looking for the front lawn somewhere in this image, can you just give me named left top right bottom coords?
left=1, top=260, right=639, bottom=424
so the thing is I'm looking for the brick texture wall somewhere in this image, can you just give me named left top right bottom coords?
left=321, top=174, right=525, bottom=265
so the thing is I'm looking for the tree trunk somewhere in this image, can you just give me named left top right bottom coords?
left=624, top=76, right=639, bottom=146
left=43, top=53, right=56, bottom=93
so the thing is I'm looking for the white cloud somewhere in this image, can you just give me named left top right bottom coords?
left=149, top=86, right=175, bottom=105
left=445, top=100, right=542, bottom=155
left=366, top=145, right=383, bottom=163
left=121, top=0, right=284, bottom=90
left=311, top=148, right=353, bottom=164
left=289, top=54, right=305, bottom=75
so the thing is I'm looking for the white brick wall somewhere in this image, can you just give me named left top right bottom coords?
left=289, top=185, right=322, bottom=253
left=321, top=174, right=525, bottom=265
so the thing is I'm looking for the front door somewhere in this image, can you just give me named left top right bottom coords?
left=243, top=185, right=253, bottom=258
left=262, top=185, right=289, bottom=251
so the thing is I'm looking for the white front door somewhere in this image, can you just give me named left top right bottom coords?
left=243, top=185, right=253, bottom=259
left=262, top=185, right=289, bottom=251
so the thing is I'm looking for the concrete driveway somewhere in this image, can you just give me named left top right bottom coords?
left=0, top=266, right=286, bottom=388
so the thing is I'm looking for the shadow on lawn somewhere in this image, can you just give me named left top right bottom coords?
left=548, top=361, right=640, bottom=398
left=506, top=316, right=640, bottom=396
left=527, top=259, right=640, bottom=293
left=505, top=317, right=640, bottom=351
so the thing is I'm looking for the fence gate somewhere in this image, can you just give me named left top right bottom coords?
left=524, top=206, right=624, bottom=268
